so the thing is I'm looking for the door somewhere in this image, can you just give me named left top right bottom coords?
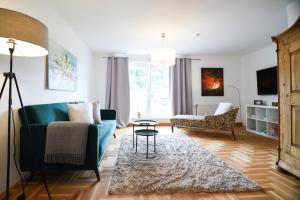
left=274, top=18, right=300, bottom=177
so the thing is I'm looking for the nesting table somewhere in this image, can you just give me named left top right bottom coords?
left=132, top=120, right=158, bottom=158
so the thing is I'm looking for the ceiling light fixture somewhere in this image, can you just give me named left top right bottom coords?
left=150, top=33, right=176, bottom=67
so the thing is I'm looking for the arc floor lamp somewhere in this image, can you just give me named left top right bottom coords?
left=0, top=8, right=48, bottom=200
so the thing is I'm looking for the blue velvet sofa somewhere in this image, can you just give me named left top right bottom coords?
left=18, top=102, right=116, bottom=181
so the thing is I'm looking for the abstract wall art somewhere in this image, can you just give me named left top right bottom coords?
left=48, top=40, right=77, bottom=91
left=201, top=68, right=224, bottom=96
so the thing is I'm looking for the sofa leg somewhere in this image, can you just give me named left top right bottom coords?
left=113, top=133, right=116, bottom=138
left=232, top=130, right=236, bottom=140
left=41, top=171, right=52, bottom=200
left=95, top=169, right=100, bottom=181
left=171, top=125, right=174, bottom=133
left=28, top=171, right=35, bottom=182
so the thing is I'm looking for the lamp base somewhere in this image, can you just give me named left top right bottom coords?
left=16, top=194, right=25, bottom=200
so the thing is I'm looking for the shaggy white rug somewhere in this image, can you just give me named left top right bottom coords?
left=109, top=133, right=260, bottom=194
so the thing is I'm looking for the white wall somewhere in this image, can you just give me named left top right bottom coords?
left=0, top=0, right=94, bottom=193
left=286, top=0, right=300, bottom=27
left=238, top=0, right=298, bottom=125
left=191, top=56, right=242, bottom=121
left=91, top=56, right=107, bottom=107
left=240, top=44, right=278, bottom=123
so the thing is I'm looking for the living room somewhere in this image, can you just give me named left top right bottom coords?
left=0, top=0, right=299, bottom=199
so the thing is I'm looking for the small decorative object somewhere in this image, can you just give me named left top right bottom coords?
left=201, top=68, right=224, bottom=96
left=254, top=100, right=263, bottom=105
left=48, top=40, right=77, bottom=91
left=269, top=127, right=278, bottom=137
left=137, top=112, right=141, bottom=118
left=272, top=102, right=278, bottom=106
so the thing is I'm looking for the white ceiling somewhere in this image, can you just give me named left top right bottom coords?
left=49, top=0, right=292, bottom=56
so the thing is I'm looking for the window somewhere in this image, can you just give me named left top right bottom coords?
left=129, top=61, right=170, bottom=118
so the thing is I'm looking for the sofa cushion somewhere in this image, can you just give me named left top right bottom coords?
left=214, top=103, right=232, bottom=115
left=22, top=103, right=69, bottom=124
left=93, top=101, right=102, bottom=123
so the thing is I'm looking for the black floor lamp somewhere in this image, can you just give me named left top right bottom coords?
left=0, top=8, right=48, bottom=200
left=228, top=85, right=243, bottom=124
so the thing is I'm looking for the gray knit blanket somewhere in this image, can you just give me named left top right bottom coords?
left=44, top=122, right=89, bottom=165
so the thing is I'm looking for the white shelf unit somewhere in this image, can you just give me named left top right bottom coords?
left=246, top=105, right=279, bottom=139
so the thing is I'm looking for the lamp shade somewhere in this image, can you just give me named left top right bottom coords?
left=150, top=47, right=176, bottom=66
left=0, top=8, right=48, bottom=57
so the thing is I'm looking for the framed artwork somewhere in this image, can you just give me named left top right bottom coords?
left=47, top=40, right=77, bottom=91
left=201, top=68, right=224, bottom=96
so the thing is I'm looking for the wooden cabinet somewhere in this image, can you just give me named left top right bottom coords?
left=272, top=17, right=300, bottom=178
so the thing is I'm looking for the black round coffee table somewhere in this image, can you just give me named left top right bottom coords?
left=135, top=129, right=158, bottom=158
left=132, top=120, right=158, bottom=148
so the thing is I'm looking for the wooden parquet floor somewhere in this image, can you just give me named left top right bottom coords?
left=5, top=127, right=300, bottom=200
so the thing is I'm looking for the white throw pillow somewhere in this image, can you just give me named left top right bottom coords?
left=93, top=101, right=102, bottom=124
left=68, top=103, right=94, bottom=123
left=214, top=103, right=232, bottom=116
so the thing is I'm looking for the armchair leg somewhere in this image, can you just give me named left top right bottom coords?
left=95, top=169, right=100, bottom=181
left=113, top=133, right=116, bottom=138
left=171, top=125, right=174, bottom=133
left=232, top=130, right=236, bottom=140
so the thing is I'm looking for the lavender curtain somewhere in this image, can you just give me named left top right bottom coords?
left=170, top=58, right=193, bottom=115
left=105, top=57, right=130, bottom=128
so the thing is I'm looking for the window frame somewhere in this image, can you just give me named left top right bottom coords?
left=129, top=60, right=171, bottom=118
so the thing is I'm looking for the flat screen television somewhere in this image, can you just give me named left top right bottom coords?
left=256, top=66, right=277, bottom=95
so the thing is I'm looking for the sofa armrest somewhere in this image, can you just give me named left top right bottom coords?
left=85, top=124, right=101, bottom=167
left=20, top=124, right=48, bottom=171
left=100, top=109, right=116, bottom=120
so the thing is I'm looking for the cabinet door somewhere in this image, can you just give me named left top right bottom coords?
left=278, top=30, right=300, bottom=177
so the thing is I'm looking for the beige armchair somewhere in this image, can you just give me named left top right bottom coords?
left=170, top=106, right=239, bottom=140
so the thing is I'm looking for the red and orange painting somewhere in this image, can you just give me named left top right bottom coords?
left=201, top=68, right=224, bottom=96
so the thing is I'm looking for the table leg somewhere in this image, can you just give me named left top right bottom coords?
left=133, top=125, right=135, bottom=148
left=135, top=134, right=138, bottom=153
left=154, top=135, right=156, bottom=153
left=146, top=136, right=149, bottom=158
